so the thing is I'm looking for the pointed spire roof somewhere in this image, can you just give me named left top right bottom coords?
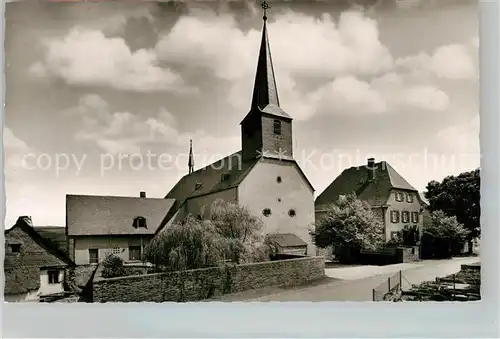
left=188, top=139, right=194, bottom=174
left=248, top=2, right=291, bottom=120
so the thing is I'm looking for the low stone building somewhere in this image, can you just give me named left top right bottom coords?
left=4, top=216, right=75, bottom=302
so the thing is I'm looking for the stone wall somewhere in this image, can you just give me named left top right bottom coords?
left=397, top=246, right=420, bottom=263
left=92, top=256, right=325, bottom=303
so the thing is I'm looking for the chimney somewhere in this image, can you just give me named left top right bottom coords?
left=367, top=158, right=376, bottom=181
left=17, top=216, right=33, bottom=227
left=140, top=192, right=146, bottom=198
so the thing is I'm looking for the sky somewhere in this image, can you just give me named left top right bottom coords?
left=3, top=0, right=479, bottom=228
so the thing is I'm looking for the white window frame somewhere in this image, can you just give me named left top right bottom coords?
left=402, top=211, right=410, bottom=223
left=89, top=249, right=99, bottom=264
left=411, top=211, right=419, bottom=223
left=47, top=270, right=60, bottom=284
left=128, top=246, right=142, bottom=261
left=406, top=193, right=414, bottom=203
left=390, top=211, right=400, bottom=223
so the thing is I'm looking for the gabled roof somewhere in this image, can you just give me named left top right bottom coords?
left=267, top=233, right=307, bottom=247
left=315, top=161, right=418, bottom=210
left=419, top=192, right=430, bottom=206
left=4, top=217, right=75, bottom=295
left=158, top=152, right=315, bottom=234
left=163, top=151, right=259, bottom=217
left=66, top=195, right=176, bottom=236
left=34, top=226, right=68, bottom=255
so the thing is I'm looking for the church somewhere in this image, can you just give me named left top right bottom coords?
left=156, top=7, right=316, bottom=256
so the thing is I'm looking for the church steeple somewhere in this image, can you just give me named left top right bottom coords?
left=241, top=1, right=293, bottom=162
left=251, top=2, right=280, bottom=111
left=188, top=139, right=194, bottom=174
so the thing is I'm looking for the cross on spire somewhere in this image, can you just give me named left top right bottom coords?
left=260, top=1, right=270, bottom=21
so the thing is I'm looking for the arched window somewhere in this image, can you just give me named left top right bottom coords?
left=133, top=216, right=147, bottom=228
left=273, top=120, right=282, bottom=135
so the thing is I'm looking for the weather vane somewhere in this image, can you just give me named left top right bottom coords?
left=260, top=1, right=271, bottom=21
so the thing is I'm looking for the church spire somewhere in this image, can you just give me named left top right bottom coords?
left=251, top=1, right=280, bottom=111
left=188, top=139, right=194, bottom=174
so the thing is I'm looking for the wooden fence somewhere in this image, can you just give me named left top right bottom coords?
left=372, top=270, right=402, bottom=301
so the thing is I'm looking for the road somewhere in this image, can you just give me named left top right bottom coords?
left=220, top=257, right=479, bottom=302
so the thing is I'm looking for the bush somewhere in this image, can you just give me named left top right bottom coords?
left=311, top=193, right=385, bottom=253
left=421, top=210, right=469, bottom=259
left=101, top=254, right=130, bottom=278
left=144, top=215, right=227, bottom=271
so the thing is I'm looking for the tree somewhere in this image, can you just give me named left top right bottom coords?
left=422, top=210, right=469, bottom=258
left=387, top=225, right=420, bottom=247
left=425, top=169, right=480, bottom=253
left=101, top=254, right=130, bottom=278
left=210, top=199, right=269, bottom=264
left=311, top=193, right=385, bottom=254
left=144, top=215, right=227, bottom=271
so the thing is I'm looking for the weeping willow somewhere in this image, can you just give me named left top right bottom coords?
left=145, top=215, right=227, bottom=271
left=145, top=200, right=270, bottom=271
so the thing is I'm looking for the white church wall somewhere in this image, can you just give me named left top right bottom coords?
left=238, top=159, right=316, bottom=256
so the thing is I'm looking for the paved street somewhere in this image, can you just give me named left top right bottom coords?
left=220, top=257, right=479, bottom=302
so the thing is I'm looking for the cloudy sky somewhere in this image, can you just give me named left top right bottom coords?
left=3, top=0, right=479, bottom=227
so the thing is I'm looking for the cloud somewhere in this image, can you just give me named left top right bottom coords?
left=69, top=94, right=181, bottom=154
left=396, top=43, right=477, bottom=80
left=70, top=94, right=240, bottom=156
left=435, top=115, right=480, bottom=155
left=154, top=10, right=396, bottom=121
left=4, top=127, right=29, bottom=152
left=297, top=73, right=450, bottom=117
left=30, top=28, right=192, bottom=93
left=310, top=76, right=388, bottom=115
left=156, top=10, right=393, bottom=82
left=3, top=127, right=31, bottom=178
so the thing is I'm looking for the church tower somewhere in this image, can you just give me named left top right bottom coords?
left=241, top=2, right=293, bottom=162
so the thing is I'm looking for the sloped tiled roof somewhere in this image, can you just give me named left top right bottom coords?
left=315, top=161, right=418, bottom=210
left=34, top=226, right=68, bottom=255
left=4, top=217, right=75, bottom=294
left=4, top=266, right=40, bottom=295
left=164, top=151, right=259, bottom=209
left=66, top=195, right=176, bottom=236
left=251, top=21, right=280, bottom=112
left=267, top=233, right=307, bottom=247
left=419, top=192, right=430, bottom=206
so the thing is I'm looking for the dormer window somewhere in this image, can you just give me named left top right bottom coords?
left=195, top=181, right=203, bottom=190
left=273, top=120, right=281, bottom=135
left=395, top=192, right=404, bottom=202
left=133, top=216, right=147, bottom=228
left=10, top=244, right=21, bottom=253
left=221, top=173, right=230, bottom=182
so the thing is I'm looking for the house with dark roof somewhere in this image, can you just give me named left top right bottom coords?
left=315, top=158, right=426, bottom=255
left=34, top=226, right=68, bottom=255
left=66, top=192, right=176, bottom=265
left=4, top=216, right=75, bottom=302
left=155, top=13, right=316, bottom=256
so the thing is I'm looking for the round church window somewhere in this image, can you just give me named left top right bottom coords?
left=288, top=209, right=296, bottom=217
left=262, top=208, right=272, bottom=217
